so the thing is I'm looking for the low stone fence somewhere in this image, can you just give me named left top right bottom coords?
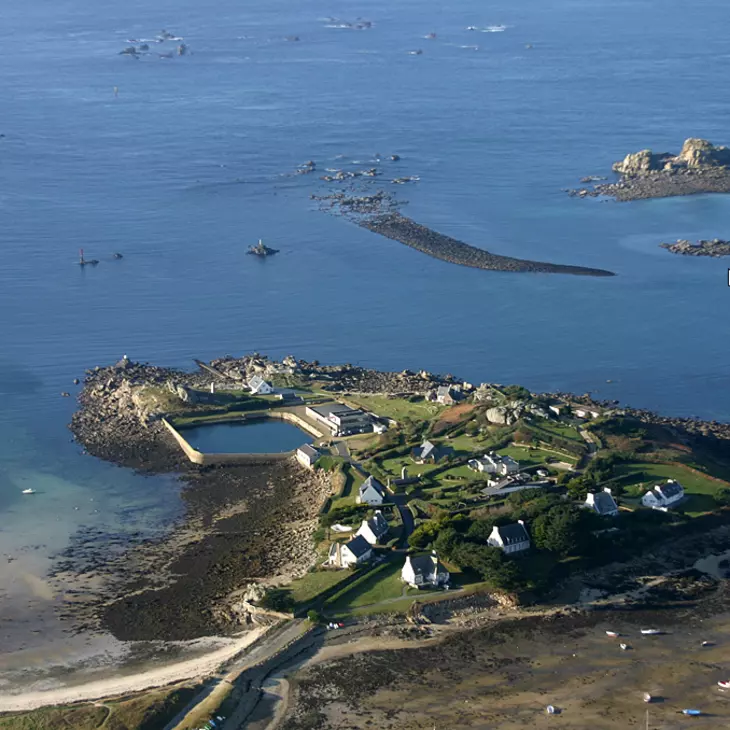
left=162, top=419, right=294, bottom=466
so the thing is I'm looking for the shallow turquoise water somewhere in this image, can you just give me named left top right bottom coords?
left=180, top=420, right=312, bottom=454
left=0, top=0, right=729, bottom=668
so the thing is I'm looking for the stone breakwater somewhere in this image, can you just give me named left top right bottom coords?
left=570, top=137, right=730, bottom=202
left=660, top=238, right=730, bottom=257
left=361, top=212, right=615, bottom=277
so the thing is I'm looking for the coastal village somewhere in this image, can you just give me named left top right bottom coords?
left=72, top=353, right=730, bottom=628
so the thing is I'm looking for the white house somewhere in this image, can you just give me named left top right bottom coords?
left=435, top=386, right=462, bottom=405
left=573, top=407, right=601, bottom=420
left=468, top=452, right=519, bottom=476
left=488, top=521, right=531, bottom=554
left=248, top=375, right=274, bottom=395
left=357, top=476, right=386, bottom=505
left=296, top=444, right=320, bottom=470
left=401, top=552, right=450, bottom=589
left=549, top=403, right=567, bottom=417
left=641, top=480, right=685, bottom=510
left=356, top=510, right=389, bottom=545
left=412, top=440, right=453, bottom=464
left=584, top=487, right=619, bottom=516
left=328, top=535, right=373, bottom=568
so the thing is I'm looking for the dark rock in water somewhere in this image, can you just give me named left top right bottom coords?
left=79, top=259, right=99, bottom=266
left=73, top=378, right=80, bottom=385
left=285, top=35, right=300, bottom=42
left=61, top=392, right=70, bottom=397
left=390, top=154, right=401, bottom=161
left=177, top=43, right=187, bottom=56
left=660, top=238, right=730, bottom=257
left=119, top=46, right=139, bottom=57
left=247, top=240, right=279, bottom=257
left=112, top=252, right=123, bottom=259
left=139, top=43, right=149, bottom=52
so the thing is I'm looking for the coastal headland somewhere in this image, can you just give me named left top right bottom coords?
left=570, top=137, right=730, bottom=201
left=660, top=237, right=730, bottom=257
left=8, top=352, right=729, bottom=723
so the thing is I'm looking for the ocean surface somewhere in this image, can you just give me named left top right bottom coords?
left=1, top=0, right=730, bottom=678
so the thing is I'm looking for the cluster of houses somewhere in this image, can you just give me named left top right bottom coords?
left=582, top=479, right=685, bottom=516
left=468, top=451, right=520, bottom=476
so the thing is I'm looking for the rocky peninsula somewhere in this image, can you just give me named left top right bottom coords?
left=314, top=188, right=615, bottom=276
left=660, top=237, right=730, bottom=257
left=361, top=211, right=616, bottom=276
left=570, top=138, right=730, bottom=201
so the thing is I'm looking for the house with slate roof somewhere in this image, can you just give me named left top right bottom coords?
left=641, top=479, right=685, bottom=510
left=356, top=510, right=390, bottom=545
left=584, top=487, right=619, bottom=516
left=411, top=440, right=453, bottom=465
left=357, top=476, right=387, bottom=505
left=436, top=386, right=463, bottom=405
left=296, top=444, right=320, bottom=470
left=328, top=535, right=373, bottom=568
left=248, top=375, right=274, bottom=395
left=488, top=520, right=531, bottom=554
left=401, top=552, right=450, bottom=588
left=468, top=452, right=520, bottom=476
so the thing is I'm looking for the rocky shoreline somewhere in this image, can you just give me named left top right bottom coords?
left=570, top=138, right=730, bottom=201
left=660, top=237, right=730, bottom=257
left=361, top=212, right=616, bottom=277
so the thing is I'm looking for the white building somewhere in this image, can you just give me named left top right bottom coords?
left=468, top=452, right=520, bottom=476
left=357, top=476, right=387, bottom=505
left=584, top=487, right=619, bottom=516
left=305, top=404, right=374, bottom=436
left=488, top=521, right=531, bottom=554
left=248, top=375, right=274, bottom=395
left=328, top=535, right=373, bottom=568
left=641, top=480, right=685, bottom=510
left=356, top=510, right=389, bottom=545
left=295, top=444, right=320, bottom=470
left=401, top=552, right=450, bottom=588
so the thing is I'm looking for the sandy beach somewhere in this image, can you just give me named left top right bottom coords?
left=0, top=627, right=267, bottom=713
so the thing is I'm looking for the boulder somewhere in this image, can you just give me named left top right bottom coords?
left=677, top=138, right=730, bottom=168
left=612, top=149, right=661, bottom=175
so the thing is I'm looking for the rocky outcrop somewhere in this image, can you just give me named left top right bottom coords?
left=660, top=238, right=730, bottom=257
left=572, top=138, right=730, bottom=201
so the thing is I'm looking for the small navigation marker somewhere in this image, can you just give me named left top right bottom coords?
left=113, top=86, right=119, bottom=97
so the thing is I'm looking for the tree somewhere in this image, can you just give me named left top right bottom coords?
left=307, top=609, right=324, bottom=624
left=408, top=521, right=440, bottom=549
left=466, top=518, right=497, bottom=543
left=452, top=543, right=523, bottom=590
left=531, top=505, right=591, bottom=557
left=434, top=527, right=463, bottom=560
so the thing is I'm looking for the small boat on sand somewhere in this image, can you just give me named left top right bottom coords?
left=620, top=643, right=629, bottom=651
left=643, top=693, right=653, bottom=703
left=682, top=709, right=701, bottom=716
left=641, top=629, right=663, bottom=635
left=546, top=705, right=556, bottom=715
left=702, top=640, right=713, bottom=647
left=22, top=488, right=36, bottom=494
left=718, top=680, right=730, bottom=689
left=605, top=630, right=620, bottom=637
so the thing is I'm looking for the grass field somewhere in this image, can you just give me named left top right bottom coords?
left=286, top=570, right=355, bottom=607
left=344, top=394, right=444, bottom=422
left=535, top=420, right=584, bottom=442
left=616, top=462, right=727, bottom=515
left=327, top=561, right=406, bottom=612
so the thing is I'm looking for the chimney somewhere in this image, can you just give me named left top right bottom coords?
left=603, top=487, right=612, bottom=495
left=517, top=519, right=525, bottom=526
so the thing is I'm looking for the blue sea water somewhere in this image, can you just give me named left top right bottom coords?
left=1, top=0, right=730, bottom=672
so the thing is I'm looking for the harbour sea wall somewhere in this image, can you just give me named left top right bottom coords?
left=360, top=212, right=616, bottom=277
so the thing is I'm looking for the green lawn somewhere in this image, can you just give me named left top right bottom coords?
left=344, top=394, right=444, bottom=422
left=286, top=570, right=354, bottom=607
left=615, top=461, right=727, bottom=515
left=380, top=455, right=439, bottom=479
left=444, top=433, right=491, bottom=454
left=327, top=560, right=405, bottom=612
left=535, top=420, right=584, bottom=442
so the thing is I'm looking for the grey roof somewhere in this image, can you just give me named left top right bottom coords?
left=360, top=476, right=386, bottom=497
left=420, top=440, right=437, bottom=459
left=495, top=522, right=530, bottom=546
left=658, top=480, right=683, bottom=499
left=366, top=511, right=389, bottom=537
left=590, top=491, right=618, bottom=515
left=345, top=535, right=371, bottom=558
left=310, top=403, right=356, bottom=418
left=297, top=444, right=319, bottom=459
left=409, top=554, right=448, bottom=577
left=249, top=374, right=267, bottom=388
left=436, top=386, right=451, bottom=397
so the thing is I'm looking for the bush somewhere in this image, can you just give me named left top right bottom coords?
left=307, top=609, right=324, bottom=624
left=260, top=588, right=294, bottom=613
